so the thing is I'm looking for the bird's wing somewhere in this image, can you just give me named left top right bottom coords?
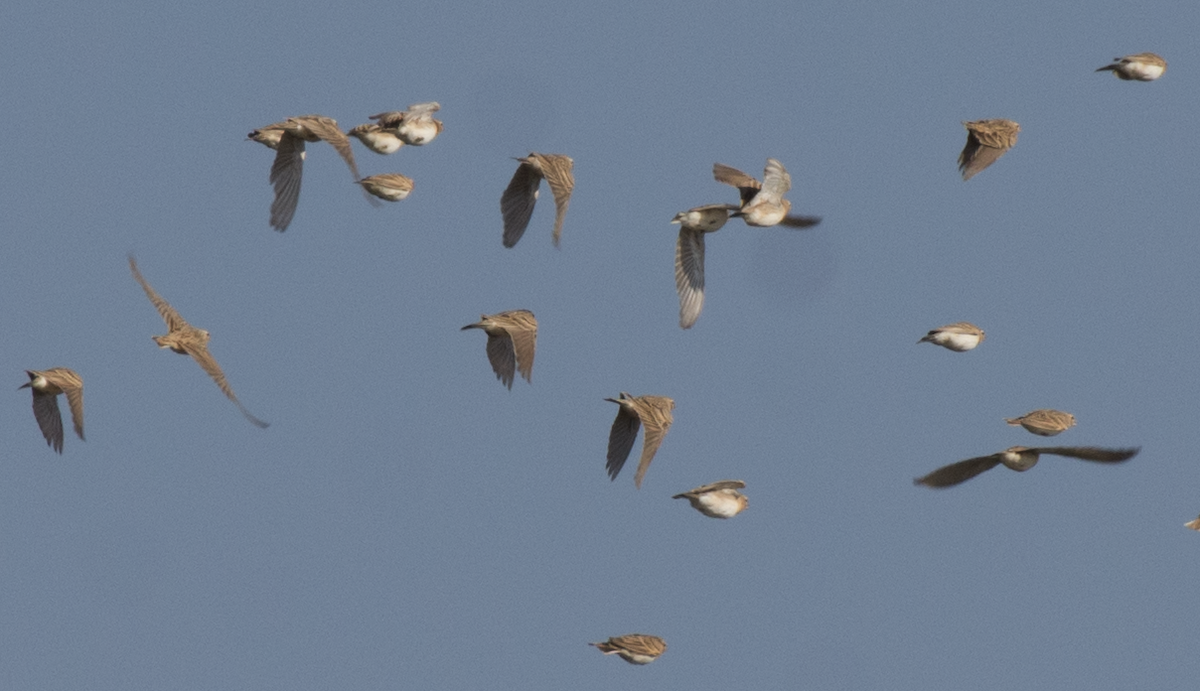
left=405, top=101, right=440, bottom=117
left=128, top=256, right=190, bottom=331
left=760, top=158, right=792, bottom=199
left=185, top=343, right=269, bottom=428
left=632, top=398, right=673, bottom=489
left=538, top=155, right=575, bottom=247
left=958, top=137, right=1008, bottom=181
left=30, top=391, right=65, bottom=453
left=713, top=163, right=761, bottom=206
left=681, top=479, right=746, bottom=496
left=914, top=455, right=1003, bottom=488
left=779, top=214, right=822, bottom=228
left=1037, top=446, right=1140, bottom=463
left=301, top=116, right=361, bottom=181
left=505, top=316, right=537, bottom=385
left=485, top=332, right=517, bottom=390
left=269, top=134, right=306, bottom=231
left=675, top=227, right=705, bottom=329
left=605, top=403, right=641, bottom=481
left=63, top=384, right=85, bottom=441
left=500, top=161, right=542, bottom=248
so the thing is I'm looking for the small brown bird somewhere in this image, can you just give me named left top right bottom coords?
left=1185, top=515, right=1200, bottom=532
left=918, top=322, right=985, bottom=352
left=368, top=102, right=443, bottom=145
left=589, top=634, right=667, bottom=665
left=20, top=368, right=85, bottom=454
left=958, top=119, right=1020, bottom=181
left=347, top=124, right=405, bottom=155
left=248, top=115, right=369, bottom=232
left=1096, top=53, right=1167, bottom=81
left=672, top=204, right=739, bottom=329
left=713, top=159, right=822, bottom=228
left=356, top=173, right=414, bottom=202
left=1005, top=409, right=1076, bottom=437
left=500, top=153, right=575, bottom=248
left=604, top=393, right=675, bottom=489
left=460, top=310, right=538, bottom=389
left=128, top=256, right=269, bottom=428
left=914, top=446, right=1139, bottom=488
left=672, top=480, right=748, bottom=518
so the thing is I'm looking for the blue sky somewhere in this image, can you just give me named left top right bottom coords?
left=4, top=1, right=1200, bottom=689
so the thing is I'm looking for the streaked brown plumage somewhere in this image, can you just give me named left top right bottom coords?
left=20, top=368, right=85, bottom=453
left=672, top=204, right=739, bottom=330
left=356, top=173, right=414, bottom=202
left=248, top=115, right=368, bottom=232
left=672, top=480, right=748, bottom=518
left=713, top=159, right=822, bottom=228
left=369, top=102, right=443, bottom=145
left=1185, top=515, right=1200, bottom=532
left=460, top=310, right=537, bottom=389
left=589, top=634, right=667, bottom=665
left=958, top=119, right=1020, bottom=181
left=1096, top=53, right=1166, bottom=81
left=604, top=393, right=675, bottom=489
left=914, top=446, right=1138, bottom=488
left=128, top=256, right=269, bottom=428
left=1005, top=409, right=1076, bottom=437
left=500, top=153, right=575, bottom=248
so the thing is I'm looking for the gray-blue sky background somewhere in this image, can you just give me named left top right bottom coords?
left=3, top=1, right=1199, bottom=689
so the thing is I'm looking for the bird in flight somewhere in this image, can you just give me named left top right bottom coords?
left=958, top=119, right=1020, bottom=181
left=589, top=634, right=667, bottom=665
left=20, top=367, right=85, bottom=453
left=603, top=393, right=675, bottom=489
left=713, top=158, right=822, bottom=228
left=461, top=310, right=538, bottom=389
left=128, top=256, right=269, bottom=428
left=1096, top=53, right=1166, bottom=81
left=248, top=114, right=370, bottom=231
left=918, top=322, right=985, bottom=352
left=914, top=446, right=1138, bottom=488
left=672, top=480, right=749, bottom=518
left=500, top=153, right=575, bottom=248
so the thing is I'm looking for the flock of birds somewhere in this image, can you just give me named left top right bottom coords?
left=17, top=51, right=1190, bottom=666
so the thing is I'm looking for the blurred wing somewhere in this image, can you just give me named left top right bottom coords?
left=914, top=456, right=1002, bottom=488
left=369, top=111, right=404, bottom=128
left=63, top=385, right=85, bottom=441
left=686, top=479, right=746, bottom=495
left=304, top=116, right=362, bottom=182
left=538, top=155, right=575, bottom=247
left=1037, top=446, right=1140, bottom=463
left=760, top=158, right=792, bottom=199
left=507, top=323, right=536, bottom=385
left=405, top=101, right=440, bottom=117
left=779, top=214, right=822, bottom=229
left=30, top=391, right=65, bottom=453
left=185, top=344, right=269, bottom=428
left=713, top=162, right=761, bottom=206
left=958, top=142, right=1008, bottom=181
left=485, top=333, right=517, bottom=389
left=500, top=162, right=541, bottom=248
left=606, top=405, right=641, bottom=481
left=269, top=134, right=305, bottom=231
left=675, top=227, right=705, bottom=329
left=128, top=256, right=189, bottom=331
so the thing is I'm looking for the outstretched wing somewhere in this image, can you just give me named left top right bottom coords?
left=128, top=256, right=190, bottom=332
